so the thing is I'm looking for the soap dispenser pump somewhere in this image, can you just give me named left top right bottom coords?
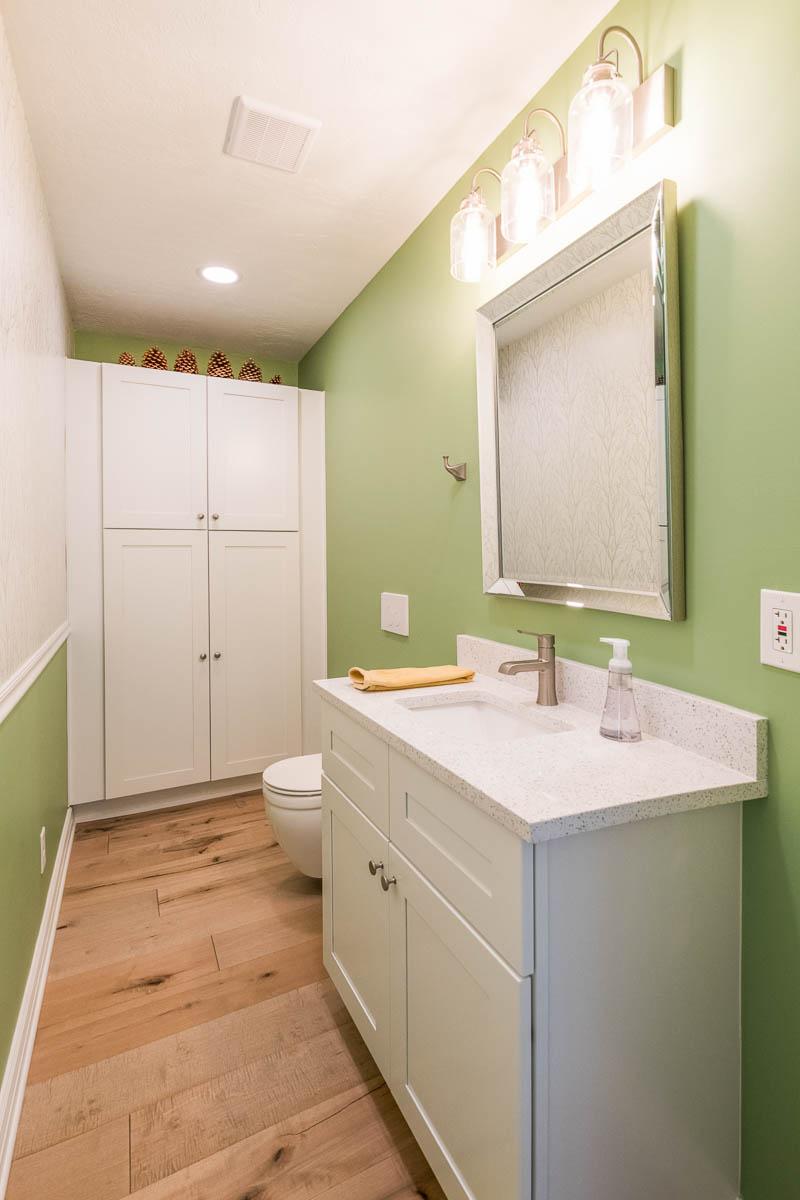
left=599, top=638, right=642, bottom=742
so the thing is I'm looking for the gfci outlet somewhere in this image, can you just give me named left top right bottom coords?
left=39, top=826, right=47, bottom=874
left=761, top=589, right=800, bottom=672
left=381, top=592, right=409, bottom=637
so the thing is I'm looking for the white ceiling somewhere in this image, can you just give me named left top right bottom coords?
left=4, top=0, right=610, bottom=361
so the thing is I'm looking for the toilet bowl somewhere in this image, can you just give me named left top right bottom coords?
left=263, top=753, right=323, bottom=879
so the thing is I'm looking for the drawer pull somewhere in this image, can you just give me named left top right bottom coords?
left=368, top=859, right=384, bottom=876
left=380, top=873, right=397, bottom=891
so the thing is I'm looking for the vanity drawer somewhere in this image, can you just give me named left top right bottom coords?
left=321, top=702, right=390, bottom=834
left=388, top=750, right=534, bottom=975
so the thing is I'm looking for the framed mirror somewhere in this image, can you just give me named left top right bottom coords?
left=476, top=180, right=683, bottom=620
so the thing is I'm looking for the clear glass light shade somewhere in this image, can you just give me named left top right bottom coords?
left=500, top=137, right=555, bottom=244
left=567, top=62, right=634, bottom=192
left=450, top=190, right=496, bottom=282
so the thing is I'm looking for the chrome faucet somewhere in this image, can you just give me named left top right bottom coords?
left=498, top=631, right=558, bottom=706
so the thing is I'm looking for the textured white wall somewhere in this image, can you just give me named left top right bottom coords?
left=0, top=11, right=70, bottom=686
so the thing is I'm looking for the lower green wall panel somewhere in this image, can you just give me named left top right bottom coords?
left=73, top=330, right=297, bottom=386
left=0, top=646, right=68, bottom=1073
left=299, top=0, right=800, bottom=1195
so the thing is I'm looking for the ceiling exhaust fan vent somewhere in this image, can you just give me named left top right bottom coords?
left=223, top=96, right=320, bottom=173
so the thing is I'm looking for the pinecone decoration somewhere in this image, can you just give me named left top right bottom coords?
left=237, top=358, right=262, bottom=382
left=141, top=345, right=168, bottom=370
left=269, top=373, right=283, bottom=385
left=117, top=351, right=136, bottom=366
left=173, top=348, right=199, bottom=374
left=207, top=350, right=233, bottom=378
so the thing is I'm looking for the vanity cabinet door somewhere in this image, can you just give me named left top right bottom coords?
left=389, top=846, right=532, bottom=1200
left=207, top=379, right=299, bottom=531
left=322, top=776, right=391, bottom=1073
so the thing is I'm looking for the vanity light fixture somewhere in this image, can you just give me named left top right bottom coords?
left=199, top=265, right=240, bottom=284
left=501, top=108, right=565, bottom=245
left=449, top=168, right=500, bottom=282
left=567, top=25, right=644, bottom=192
left=449, top=24, right=673, bottom=283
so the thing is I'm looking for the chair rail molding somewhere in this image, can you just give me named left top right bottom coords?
left=0, top=622, right=69, bottom=726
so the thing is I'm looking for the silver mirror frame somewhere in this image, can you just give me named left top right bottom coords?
left=476, top=179, right=684, bottom=621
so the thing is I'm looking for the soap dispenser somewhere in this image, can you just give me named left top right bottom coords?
left=599, top=638, right=641, bottom=742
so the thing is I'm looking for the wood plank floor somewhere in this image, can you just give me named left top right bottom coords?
left=8, top=792, right=444, bottom=1200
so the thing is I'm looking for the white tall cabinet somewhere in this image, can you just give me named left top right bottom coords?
left=65, top=360, right=325, bottom=812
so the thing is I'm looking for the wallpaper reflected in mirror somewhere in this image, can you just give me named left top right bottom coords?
left=477, top=181, right=683, bottom=620
left=496, top=240, right=658, bottom=593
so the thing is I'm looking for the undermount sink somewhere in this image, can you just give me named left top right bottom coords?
left=396, top=691, right=572, bottom=743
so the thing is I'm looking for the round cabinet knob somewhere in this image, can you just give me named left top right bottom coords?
left=380, top=873, right=397, bottom=892
left=213, top=651, right=222, bottom=660
left=196, top=513, right=205, bottom=520
left=211, top=513, right=220, bottom=520
left=368, top=859, right=383, bottom=876
left=199, top=652, right=207, bottom=661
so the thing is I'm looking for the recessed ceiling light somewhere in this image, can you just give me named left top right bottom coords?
left=199, top=265, right=239, bottom=285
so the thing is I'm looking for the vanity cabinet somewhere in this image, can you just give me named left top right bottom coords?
left=321, top=698, right=744, bottom=1200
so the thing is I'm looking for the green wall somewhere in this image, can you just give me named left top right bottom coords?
left=0, top=646, right=68, bottom=1071
left=300, top=0, right=800, bottom=1194
left=73, top=330, right=297, bottom=385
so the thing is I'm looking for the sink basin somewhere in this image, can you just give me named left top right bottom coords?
left=397, top=692, right=571, bottom=743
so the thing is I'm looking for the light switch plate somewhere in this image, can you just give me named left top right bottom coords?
left=381, top=592, right=409, bottom=637
left=760, top=588, right=800, bottom=672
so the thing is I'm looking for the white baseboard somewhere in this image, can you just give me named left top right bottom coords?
left=0, top=807, right=74, bottom=1197
left=72, top=774, right=262, bottom=823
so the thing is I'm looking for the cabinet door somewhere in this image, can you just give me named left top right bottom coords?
left=209, top=531, right=301, bottom=779
left=322, top=776, right=391, bottom=1072
left=104, top=530, right=210, bottom=798
left=207, top=379, right=299, bottom=531
left=389, top=847, right=532, bottom=1200
left=102, top=363, right=207, bottom=529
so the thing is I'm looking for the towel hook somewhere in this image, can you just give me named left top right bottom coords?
left=443, top=455, right=467, bottom=481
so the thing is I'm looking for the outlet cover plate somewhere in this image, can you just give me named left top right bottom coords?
left=381, top=592, right=409, bottom=637
left=760, top=588, right=800, bottom=672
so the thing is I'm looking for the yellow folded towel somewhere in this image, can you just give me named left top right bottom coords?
left=348, top=665, right=475, bottom=692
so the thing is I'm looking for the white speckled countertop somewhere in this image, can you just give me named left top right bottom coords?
left=313, top=635, right=767, bottom=843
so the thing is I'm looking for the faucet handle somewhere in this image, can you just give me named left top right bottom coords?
left=517, top=630, right=555, bottom=648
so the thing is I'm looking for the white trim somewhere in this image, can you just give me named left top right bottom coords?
left=299, top=388, right=327, bottom=754
left=65, top=359, right=104, bottom=807
left=0, top=623, right=69, bottom=727
left=0, top=808, right=74, bottom=1198
left=72, top=773, right=262, bottom=822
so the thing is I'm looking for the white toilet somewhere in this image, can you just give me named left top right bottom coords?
left=262, top=753, right=323, bottom=879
